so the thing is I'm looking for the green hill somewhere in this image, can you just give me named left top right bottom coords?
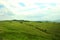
left=0, top=20, right=60, bottom=40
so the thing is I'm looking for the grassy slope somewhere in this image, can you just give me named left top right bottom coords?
left=0, top=20, right=60, bottom=40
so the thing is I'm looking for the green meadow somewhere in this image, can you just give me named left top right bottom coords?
left=0, top=20, right=60, bottom=40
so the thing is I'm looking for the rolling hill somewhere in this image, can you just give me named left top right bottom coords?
left=0, top=20, right=60, bottom=40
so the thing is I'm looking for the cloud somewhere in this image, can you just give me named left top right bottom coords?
left=50, top=3, right=56, bottom=6
left=19, top=2, right=25, bottom=7
left=0, top=4, right=14, bottom=20
left=0, top=4, right=4, bottom=9
left=0, top=0, right=60, bottom=21
left=40, top=14, right=60, bottom=21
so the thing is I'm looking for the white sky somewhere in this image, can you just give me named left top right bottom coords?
left=0, top=0, right=60, bottom=21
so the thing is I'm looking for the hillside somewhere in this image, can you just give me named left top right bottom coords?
left=0, top=20, right=60, bottom=40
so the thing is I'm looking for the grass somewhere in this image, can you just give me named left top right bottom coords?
left=0, top=20, right=60, bottom=40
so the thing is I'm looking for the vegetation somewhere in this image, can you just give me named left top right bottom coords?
left=0, top=20, right=60, bottom=40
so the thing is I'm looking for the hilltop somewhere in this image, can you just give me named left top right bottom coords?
left=0, top=20, right=60, bottom=40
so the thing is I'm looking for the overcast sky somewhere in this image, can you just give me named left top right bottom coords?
left=0, top=0, right=60, bottom=21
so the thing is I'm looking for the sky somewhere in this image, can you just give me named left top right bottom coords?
left=0, top=0, right=60, bottom=21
